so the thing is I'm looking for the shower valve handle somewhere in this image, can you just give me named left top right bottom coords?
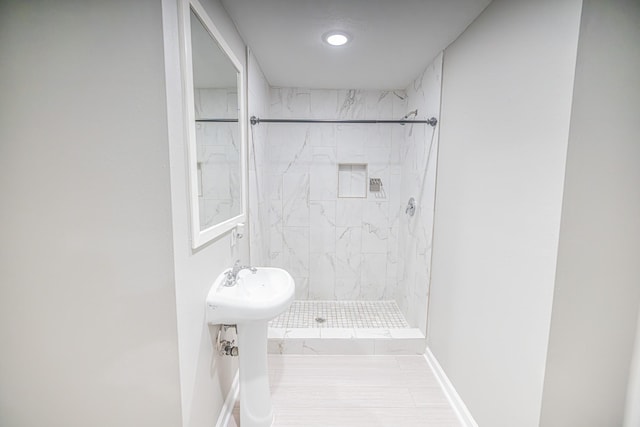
left=406, top=197, right=416, bottom=217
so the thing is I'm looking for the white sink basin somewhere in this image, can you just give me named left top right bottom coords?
left=205, top=266, right=294, bottom=427
left=206, top=267, right=294, bottom=325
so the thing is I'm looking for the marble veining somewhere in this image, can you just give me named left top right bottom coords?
left=338, top=89, right=366, bottom=119
left=261, top=80, right=421, bottom=304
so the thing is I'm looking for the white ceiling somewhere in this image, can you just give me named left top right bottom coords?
left=221, top=0, right=492, bottom=90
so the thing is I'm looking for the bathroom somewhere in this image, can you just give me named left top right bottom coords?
left=1, top=1, right=640, bottom=427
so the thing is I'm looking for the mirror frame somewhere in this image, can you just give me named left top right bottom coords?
left=179, top=0, right=247, bottom=249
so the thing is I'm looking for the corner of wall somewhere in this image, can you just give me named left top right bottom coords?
left=540, top=0, right=640, bottom=424
left=428, top=0, right=584, bottom=425
left=161, top=0, right=248, bottom=425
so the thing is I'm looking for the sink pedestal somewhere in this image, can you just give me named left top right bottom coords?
left=205, top=266, right=294, bottom=427
left=237, top=321, right=273, bottom=427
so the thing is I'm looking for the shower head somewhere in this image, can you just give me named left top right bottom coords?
left=402, top=109, right=418, bottom=120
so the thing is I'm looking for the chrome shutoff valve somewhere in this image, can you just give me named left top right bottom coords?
left=216, top=326, right=239, bottom=357
left=219, top=340, right=238, bottom=357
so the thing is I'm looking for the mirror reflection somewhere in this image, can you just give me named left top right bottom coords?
left=190, top=8, right=242, bottom=231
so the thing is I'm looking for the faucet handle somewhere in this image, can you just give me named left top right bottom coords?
left=223, top=270, right=235, bottom=287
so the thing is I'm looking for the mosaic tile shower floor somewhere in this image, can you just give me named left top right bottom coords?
left=269, top=300, right=410, bottom=329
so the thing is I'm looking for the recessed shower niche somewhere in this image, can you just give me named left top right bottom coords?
left=337, top=163, right=367, bottom=198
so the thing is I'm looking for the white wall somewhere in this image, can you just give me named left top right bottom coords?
left=626, top=311, right=640, bottom=427
left=428, top=0, right=583, bottom=425
left=162, top=0, right=248, bottom=426
left=0, top=1, right=182, bottom=425
left=540, top=1, right=640, bottom=425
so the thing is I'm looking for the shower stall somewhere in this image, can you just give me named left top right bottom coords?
left=248, top=51, right=443, bottom=355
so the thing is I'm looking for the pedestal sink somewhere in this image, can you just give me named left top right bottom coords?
left=206, top=266, right=295, bottom=427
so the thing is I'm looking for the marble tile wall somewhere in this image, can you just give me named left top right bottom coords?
left=194, top=88, right=241, bottom=229
left=265, top=87, right=409, bottom=302
left=395, top=52, right=444, bottom=334
left=247, top=50, right=270, bottom=265
left=249, top=53, right=443, bottom=332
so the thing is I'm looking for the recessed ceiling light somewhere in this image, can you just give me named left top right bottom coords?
left=323, top=31, right=350, bottom=47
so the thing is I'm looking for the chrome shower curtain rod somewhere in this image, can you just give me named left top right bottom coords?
left=195, top=119, right=238, bottom=122
left=249, top=116, right=438, bottom=127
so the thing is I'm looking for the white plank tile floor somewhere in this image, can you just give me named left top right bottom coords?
left=230, top=355, right=461, bottom=427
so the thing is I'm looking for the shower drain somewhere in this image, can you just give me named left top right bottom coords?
left=314, top=317, right=326, bottom=324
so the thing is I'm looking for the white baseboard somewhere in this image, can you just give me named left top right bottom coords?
left=216, top=370, right=239, bottom=427
left=424, top=347, right=478, bottom=427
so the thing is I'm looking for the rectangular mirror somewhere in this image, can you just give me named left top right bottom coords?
left=180, top=0, right=247, bottom=248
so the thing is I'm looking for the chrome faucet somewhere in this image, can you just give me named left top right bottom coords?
left=224, top=260, right=257, bottom=287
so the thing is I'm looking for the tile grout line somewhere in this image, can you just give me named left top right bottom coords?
left=270, top=300, right=409, bottom=329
